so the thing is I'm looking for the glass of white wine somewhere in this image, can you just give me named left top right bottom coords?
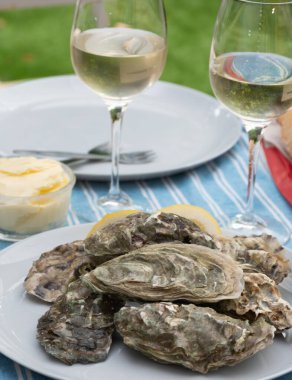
left=71, top=0, right=167, bottom=212
left=209, top=0, right=292, bottom=243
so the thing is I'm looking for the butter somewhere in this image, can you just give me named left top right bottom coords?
left=0, top=157, right=70, bottom=197
left=0, top=157, right=75, bottom=238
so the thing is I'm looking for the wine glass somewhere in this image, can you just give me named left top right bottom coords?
left=71, top=0, right=167, bottom=212
left=209, top=0, right=292, bottom=243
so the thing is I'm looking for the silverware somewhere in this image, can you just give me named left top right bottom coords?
left=13, top=148, right=156, bottom=165
left=89, top=143, right=156, bottom=164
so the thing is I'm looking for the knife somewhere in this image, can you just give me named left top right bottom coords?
left=13, top=149, right=110, bottom=161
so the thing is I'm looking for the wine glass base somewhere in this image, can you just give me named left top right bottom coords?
left=97, top=191, right=151, bottom=213
left=224, top=213, right=290, bottom=245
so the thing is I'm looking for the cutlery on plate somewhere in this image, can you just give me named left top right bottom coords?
left=62, top=142, right=157, bottom=166
left=13, top=148, right=156, bottom=165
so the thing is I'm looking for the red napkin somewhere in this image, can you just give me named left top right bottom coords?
left=262, top=141, right=292, bottom=205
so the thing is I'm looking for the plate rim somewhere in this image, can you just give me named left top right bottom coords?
left=0, top=223, right=292, bottom=380
left=0, top=75, right=242, bottom=181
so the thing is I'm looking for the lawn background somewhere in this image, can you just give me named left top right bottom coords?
left=0, top=0, right=221, bottom=95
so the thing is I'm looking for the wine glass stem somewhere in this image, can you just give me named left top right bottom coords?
left=107, top=104, right=128, bottom=198
left=245, top=127, right=263, bottom=217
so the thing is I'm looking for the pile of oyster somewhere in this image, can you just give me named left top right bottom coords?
left=24, top=212, right=292, bottom=374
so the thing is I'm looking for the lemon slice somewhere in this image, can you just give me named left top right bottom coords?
left=158, top=204, right=221, bottom=235
left=86, top=210, right=139, bottom=237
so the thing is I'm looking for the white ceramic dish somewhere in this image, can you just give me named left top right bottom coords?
left=0, top=75, right=241, bottom=181
left=0, top=162, right=75, bottom=242
left=0, top=223, right=291, bottom=380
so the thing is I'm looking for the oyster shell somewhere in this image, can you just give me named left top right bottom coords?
left=37, top=279, right=124, bottom=365
left=231, top=248, right=289, bottom=284
left=25, top=241, right=101, bottom=303
left=217, top=272, right=292, bottom=331
left=114, top=302, right=275, bottom=373
left=82, top=243, right=244, bottom=303
left=219, top=235, right=284, bottom=254
left=84, top=212, right=215, bottom=260
left=215, top=235, right=290, bottom=284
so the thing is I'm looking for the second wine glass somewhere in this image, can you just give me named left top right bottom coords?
left=71, top=0, right=167, bottom=212
left=209, top=0, right=292, bottom=243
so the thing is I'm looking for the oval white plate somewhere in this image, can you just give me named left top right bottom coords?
left=0, top=76, right=241, bottom=181
left=0, top=224, right=291, bottom=380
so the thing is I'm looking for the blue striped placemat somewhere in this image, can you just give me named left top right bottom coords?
left=0, top=131, right=291, bottom=380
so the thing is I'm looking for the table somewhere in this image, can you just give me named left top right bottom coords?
left=0, top=131, right=291, bottom=380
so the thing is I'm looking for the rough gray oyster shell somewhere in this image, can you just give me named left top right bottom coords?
left=84, top=212, right=215, bottom=260
left=218, top=235, right=283, bottom=254
left=82, top=243, right=244, bottom=303
left=215, top=235, right=290, bottom=284
left=217, top=272, right=292, bottom=331
left=25, top=241, right=101, bottom=303
left=114, top=302, right=275, bottom=373
left=37, top=279, right=124, bottom=365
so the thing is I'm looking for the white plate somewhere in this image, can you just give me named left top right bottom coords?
left=0, top=75, right=241, bottom=181
left=0, top=224, right=292, bottom=380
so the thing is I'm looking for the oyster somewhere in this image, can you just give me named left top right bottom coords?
left=217, top=272, right=292, bottom=331
left=215, top=235, right=290, bottom=284
left=37, top=279, right=124, bottom=365
left=82, top=243, right=244, bottom=303
left=218, top=234, right=284, bottom=255
left=114, top=302, right=275, bottom=373
left=230, top=248, right=289, bottom=284
left=25, top=241, right=101, bottom=303
left=84, top=212, right=149, bottom=259
left=84, top=212, right=216, bottom=260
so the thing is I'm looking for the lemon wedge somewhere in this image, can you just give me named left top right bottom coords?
left=158, top=204, right=222, bottom=235
left=86, top=210, right=139, bottom=237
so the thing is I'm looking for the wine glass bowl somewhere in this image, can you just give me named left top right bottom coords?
left=209, top=0, right=292, bottom=243
left=71, top=0, right=167, bottom=212
left=71, top=27, right=167, bottom=103
left=210, top=52, right=292, bottom=124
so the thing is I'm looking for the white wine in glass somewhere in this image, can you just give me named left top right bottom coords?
left=210, top=52, right=292, bottom=122
left=209, top=0, right=292, bottom=244
left=71, top=0, right=167, bottom=212
left=72, top=28, right=166, bottom=101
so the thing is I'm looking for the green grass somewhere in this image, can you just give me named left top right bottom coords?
left=0, top=0, right=221, bottom=95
